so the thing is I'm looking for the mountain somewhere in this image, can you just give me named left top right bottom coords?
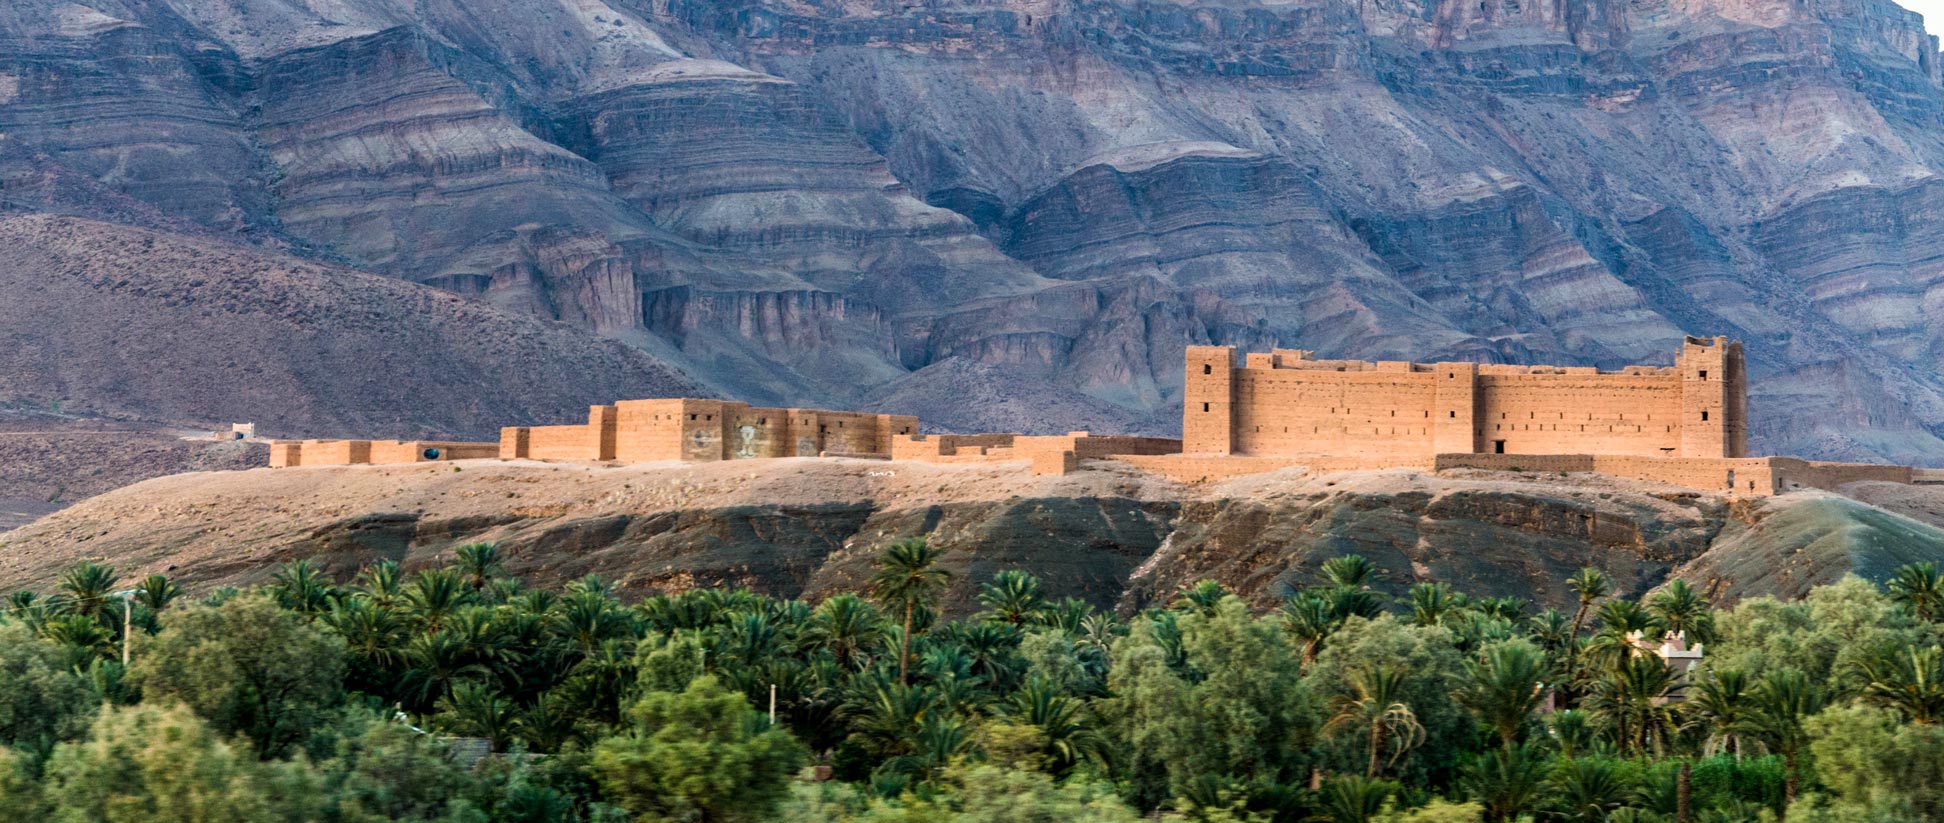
left=0, top=215, right=698, bottom=438
left=4, top=0, right=1944, bottom=461
left=4, top=459, right=1940, bottom=612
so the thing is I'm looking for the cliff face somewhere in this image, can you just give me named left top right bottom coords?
left=5, top=0, right=1944, bottom=459
left=3, top=459, right=1937, bottom=613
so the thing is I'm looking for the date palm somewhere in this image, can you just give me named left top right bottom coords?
left=133, top=574, right=181, bottom=613
left=806, top=593, right=885, bottom=671
left=54, top=561, right=119, bottom=627
left=1322, top=554, right=1378, bottom=589
left=404, top=568, right=473, bottom=633
left=1645, top=580, right=1716, bottom=645
left=1462, top=744, right=1548, bottom=822
left=1325, top=664, right=1426, bottom=778
left=1747, top=668, right=1826, bottom=808
left=1549, top=757, right=1629, bottom=823
left=270, top=558, right=336, bottom=616
left=1408, top=582, right=1457, bottom=627
left=868, top=538, right=949, bottom=685
left=1282, top=592, right=1341, bottom=668
left=1888, top=562, right=1944, bottom=623
left=1172, top=579, right=1230, bottom=615
left=1564, top=568, right=1609, bottom=669
left=1457, top=640, right=1550, bottom=749
left=1001, top=677, right=1109, bottom=776
left=1855, top=644, right=1944, bottom=725
left=356, top=560, right=405, bottom=608
left=1685, top=668, right=1757, bottom=757
left=977, top=569, right=1047, bottom=626
left=1584, top=656, right=1680, bottom=756
left=452, top=541, right=504, bottom=592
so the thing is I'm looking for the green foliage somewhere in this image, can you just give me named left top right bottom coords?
left=7, top=554, right=1944, bottom=823
left=591, top=676, right=805, bottom=823
left=1800, top=704, right=1944, bottom=822
left=0, top=623, right=98, bottom=755
left=128, top=592, right=346, bottom=758
left=40, top=703, right=282, bottom=823
left=1106, top=596, right=1317, bottom=809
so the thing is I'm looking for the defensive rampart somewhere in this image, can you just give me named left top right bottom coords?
left=1186, top=337, right=1748, bottom=460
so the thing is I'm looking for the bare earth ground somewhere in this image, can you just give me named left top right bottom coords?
left=6, top=456, right=1936, bottom=612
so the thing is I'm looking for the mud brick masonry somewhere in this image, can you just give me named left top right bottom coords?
left=1140, top=336, right=1925, bottom=495
left=268, top=337, right=1939, bottom=496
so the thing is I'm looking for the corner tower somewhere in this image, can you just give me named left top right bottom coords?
left=1184, top=346, right=1236, bottom=454
left=1677, top=336, right=1748, bottom=458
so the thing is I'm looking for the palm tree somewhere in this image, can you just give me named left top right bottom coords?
left=1282, top=592, right=1341, bottom=667
left=1322, top=554, right=1378, bottom=589
left=133, top=574, right=180, bottom=613
left=1316, top=775, right=1397, bottom=823
left=1547, top=709, right=1598, bottom=759
left=976, top=570, right=1046, bottom=626
left=356, top=560, right=405, bottom=608
left=1584, top=656, right=1681, bottom=756
left=1549, top=757, right=1630, bottom=822
left=1529, top=609, right=1573, bottom=654
left=1457, top=641, right=1550, bottom=749
left=1855, top=644, right=1944, bottom=725
left=1564, top=568, right=1609, bottom=671
left=404, top=568, right=473, bottom=633
left=1747, top=668, right=1826, bottom=808
left=54, top=561, right=119, bottom=626
left=452, top=542, right=504, bottom=592
left=1172, top=579, right=1230, bottom=615
left=1686, top=668, right=1756, bottom=757
left=1000, top=678, right=1109, bottom=776
left=1326, top=664, right=1427, bottom=778
left=270, top=559, right=336, bottom=615
left=1645, top=580, right=1716, bottom=645
left=1888, top=562, right=1944, bottom=623
left=868, top=538, right=949, bottom=685
left=1408, top=582, right=1457, bottom=627
left=806, top=593, right=885, bottom=671
left=436, top=681, right=517, bottom=751
left=1462, top=744, right=1548, bottom=822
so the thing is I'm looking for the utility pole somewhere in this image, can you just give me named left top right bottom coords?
left=769, top=684, right=777, bottom=724
left=114, top=589, right=137, bottom=666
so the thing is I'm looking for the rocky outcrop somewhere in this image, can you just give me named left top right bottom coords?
left=10, top=458, right=1934, bottom=613
left=7, top=0, right=1944, bottom=466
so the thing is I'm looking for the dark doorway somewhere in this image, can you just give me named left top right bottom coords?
left=1493, top=440, right=1506, bottom=454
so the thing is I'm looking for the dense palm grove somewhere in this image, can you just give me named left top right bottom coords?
left=1, top=539, right=1943, bottom=823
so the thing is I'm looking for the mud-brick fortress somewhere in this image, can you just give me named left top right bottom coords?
left=1162, top=336, right=1926, bottom=495
left=269, top=337, right=1939, bottom=497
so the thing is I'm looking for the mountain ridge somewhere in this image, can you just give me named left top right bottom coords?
left=3, top=0, right=1944, bottom=461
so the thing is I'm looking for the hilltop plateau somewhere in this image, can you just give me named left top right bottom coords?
left=5, top=458, right=1940, bottom=612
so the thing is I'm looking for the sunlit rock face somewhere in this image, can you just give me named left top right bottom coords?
left=6, top=0, right=1944, bottom=460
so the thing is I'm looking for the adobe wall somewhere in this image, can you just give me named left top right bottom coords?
left=609, top=399, right=917, bottom=462
left=368, top=441, right=499, bottom=463
left=1187, top=338, right=1748, bottom=461
left=268, top=441, right=302, bottom=467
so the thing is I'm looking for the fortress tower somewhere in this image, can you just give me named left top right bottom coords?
left=1676, top=336, right=1748, bottom=459
left=1184, top=339, right=1749, bottom=460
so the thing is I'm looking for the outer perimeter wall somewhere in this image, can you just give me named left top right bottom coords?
left=1186, top=337, right=1747, bottom=460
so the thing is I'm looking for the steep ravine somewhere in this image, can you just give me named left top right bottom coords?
left=4, top=459, right=1938, bottom=612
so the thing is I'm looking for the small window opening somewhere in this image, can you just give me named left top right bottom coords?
left=1699, top=370, right=1708, bottom=379
left=1203, top=364, right=1213, bottom=375
left=1203, top=403, right=1211, bottom=413
left=1701, top=411, right=1710, bottom=421
left=1449, top=410, right=1456, bottom=418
